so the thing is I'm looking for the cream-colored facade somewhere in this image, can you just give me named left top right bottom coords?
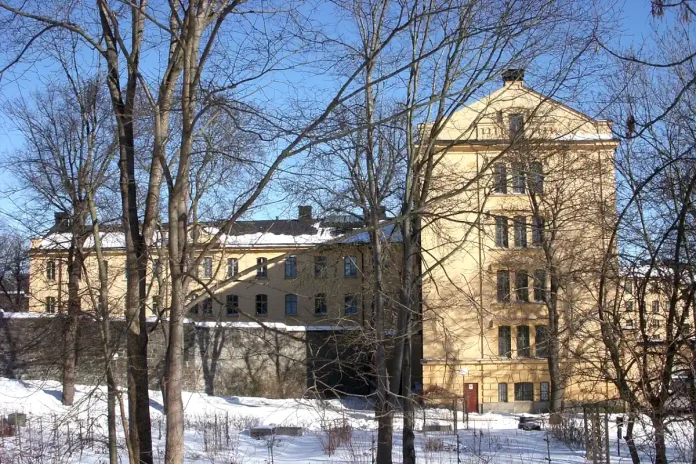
left=28, top=73, right=620, bottom=410
left=419, top=72, right=618, bottom=412
left=29, top=219, right=402, bottom=327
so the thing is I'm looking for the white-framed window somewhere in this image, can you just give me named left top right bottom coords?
left=203, top=257, right=213, bottom=279
left=227, top=258, right=238, bottom=278
left=285, top=257, right=297, bottom=279
left=256, top=258, right=267, bottom=278
left=45, top=296, right=56, bottom=313
left=46, top=260, right=56, bottom=281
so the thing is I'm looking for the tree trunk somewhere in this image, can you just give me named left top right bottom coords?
left=651, top=413, right=669, bottom=464
left=547, top=274, right=564, bottom=412
left=62, top=233, right=82, bottom=406
left=625, top=409, right=640, bottom=464
left=164, top=179, right=189, bottom=463
left=402, top=330, right=416, bottom=464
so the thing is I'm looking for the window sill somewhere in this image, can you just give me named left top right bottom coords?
left=314, top=313, right=328, bottom=317
left=255, top=313, right=268, bottom=317
left=226, top=313, right=239, bottom=317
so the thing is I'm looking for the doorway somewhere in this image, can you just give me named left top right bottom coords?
left=464, top=382, right=478, bottom=413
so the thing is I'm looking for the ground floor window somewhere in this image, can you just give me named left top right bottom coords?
left=540, top=382, right=550, bottom=401
left=514, top=382, right=534, bottom=401
left=498, top=383, right=508, bottom=402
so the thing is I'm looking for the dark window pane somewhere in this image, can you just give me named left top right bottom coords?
left=497, top=271, right=510, bottom=303
left=516, top=271, right=529, bottom=302
left=494, top=163, right=507, bottom=194
left=314, top=256, right=327, bottom=278
left=256, top=294, right=268, bottom=315
left=540, top=382, right=550, bottom=401
left=535, top=325, right=549, bottom=358
left=509, top=114, right=524, bottom=139
left=529, top=162, right=543, bottom=194
left=285, top=294, right=297, bottom=315
left=512, top=162, right=525, bottom=193
left=514, top=216, right=527, bottom=248
left=344, top=294, right=358, bottom=315
left=534, top=269, right=546, bottom=302
left=344, top=256, right=358, bottom=277
left=226, top=294, right=239, bottom=316
left=498, top=326, right=512, bottom=358
left=517, top=325, right=530, bottom=357
left=202, top=298, right=213, bottom=315
left=514, top=382, right=534, bottom=401
left=532, top=216, right=544, bottom=246
left=315, top=293, right=327, bottom=314
left=498, top=383, right=508, bottom=403
left=285, top=257, right=297, bottom=279
left=495, top=217, right=509, bottom=248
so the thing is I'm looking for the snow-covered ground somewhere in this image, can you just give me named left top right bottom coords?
left=0, top=377, right=691, bottom=463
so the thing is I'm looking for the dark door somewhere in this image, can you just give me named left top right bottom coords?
left=464, top=382, right=478, bottom=413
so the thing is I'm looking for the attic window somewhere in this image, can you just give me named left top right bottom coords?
left=509, top=114, right=524, bottom=139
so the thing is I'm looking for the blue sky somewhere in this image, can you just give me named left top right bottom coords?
left=0, top=0, right=673, bottom=231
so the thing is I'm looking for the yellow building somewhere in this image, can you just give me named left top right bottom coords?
left=27, top=71, right=621, bottom=408
left=419, top=70, right=618, bottom=412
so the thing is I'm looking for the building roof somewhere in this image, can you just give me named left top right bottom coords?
left=33, top=218, right=402, bottom=251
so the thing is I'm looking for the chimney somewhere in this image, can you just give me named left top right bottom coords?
left=502, top=69, right=524, bottom=85
left=298, top=205, right=312, bottom=221
left=54, top=212, right=71, bottom=232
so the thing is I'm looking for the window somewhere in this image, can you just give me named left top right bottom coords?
left=152, top=296, right=161, bottom=313
left=46, top=260, right=56, bottom=281
left=509, top=113, right=524, bottom=138
left=285, top=257, right=297, bottom=279
left=651, top=318, right=660, bottom=329
left=497, top=270, right=511, bottom=303
left=255, top=294, right=268, bottom=315
left=493, top=163, right=507, bottom=194
left=652, top=301, right=660, bottom=313
left=625, top=319, right=634, bottom=329
left=529, top=162, right=543, bottom=194
left=517, top=325, right=531, bottom=357
left=516, top=271, right=529, bottom=302
left=203, top=257, right=213, bottom=279
left=285, top=294, right=298, bottom=316
left=498, top=326, right=512, bottom=358
left=513, top=216, right=527, bottom=248
left=498, top=383, right=508, bottom=402
left=314, top=256, right=327, bottom=278
left=315, top=293, right=327, bottom=315
left=226, top=294, right=239, bottom=316
left=344, top=294, right=358, bottom=315
left=533, top=269, right=546, bottom=302
left=495, top=216, right=509, bottom=248
left=344, top=256, right=358, bottom=278
left=535, top=325, right=549, bottom=358
left=511, top=162, right=525, bottom=194
left=532, top=216, right=544, bottom=246
left=625, top=281, right=633, bottom=294
left=190, top=303, right=199, bottom=315
left=153, top=259, right=162, bottom=276
left=256, top=257, right=267, bottom=278
left=227, top=258, right=238, bottom=278
left=514, top=382, right=534, bottom=401
left=625, top=300, right=634, bottom=312
left=540, top=382, right=550, bottom=401
left=202, top=298, right=213, bottom=315
left=45, top=296, right=56, bottom=313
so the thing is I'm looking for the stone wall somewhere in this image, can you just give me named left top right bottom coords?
left=0, top=315, right=319, bottom=398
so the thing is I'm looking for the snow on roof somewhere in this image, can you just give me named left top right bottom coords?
left=34, top=220, right=401, bottom=250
